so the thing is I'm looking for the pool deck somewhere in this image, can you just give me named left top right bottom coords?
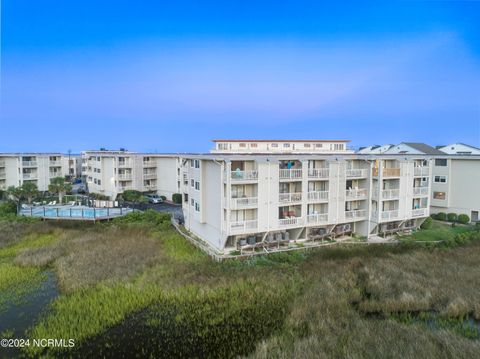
left=20, top=206, right=134, bottom=221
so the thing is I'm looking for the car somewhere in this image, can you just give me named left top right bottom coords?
left=145, top=194, right=163, bottom=204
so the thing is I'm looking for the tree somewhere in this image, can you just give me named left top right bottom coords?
left=121, top=190, right=146, bottom=210
left=21, top=182, right=39, bottom=204
left=6, top=186, right=23, bottom=204
left=49, top=177, right=72, bottom=205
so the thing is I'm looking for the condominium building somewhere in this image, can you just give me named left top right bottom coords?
left=0, top=153, right=81, bottom=191
left=180, top=140, right=432, bottom=254
left=81, top=150, right=180, bottom=200
left=430, top=153, right=480, bottom=222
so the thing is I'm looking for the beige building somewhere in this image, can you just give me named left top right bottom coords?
left=181, top=140, right=432, bottom=254
left=0, top=153, right=80, bottom=192
left=81, top=150, right=180, bottom=200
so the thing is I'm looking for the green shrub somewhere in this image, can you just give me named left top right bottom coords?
left=113, top=209, right=171, bottom=229
left=457, top=214, right=470, bottom=224
left=160, top=195, right=167, bottom=201
left=430, top=213, right=438, bottom=220
left=0, top=201, right=17, bottom=217
left=172, top=193, right=182, bottom=204
left=436, top=212, right=447, bottom=221
left=420, top=217, right=433, bottom=229
left=447, top=213, right=458, bottom=222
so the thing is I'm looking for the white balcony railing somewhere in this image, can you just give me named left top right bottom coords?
left=279, top=217, right=305, bottom=227
left=230, top=219, right=258, bottom=233
left=414, top=167, right=429, bottom=176
left=49, top=161, right=62, bottom=167
left=413, top=187, right=429, bottom=196
left=0, top=171, right=6, bottom=179
left=0, top=160, right=5, bottom=167
left=279, top=192, right=302, bottom=203
left=230, top=170, right=258, bottom=181
left=22, top=161, right=37, bottom=167
left=144, top=184, right=157, bottom=190
left=346, top=188, right=368, bottom=199
left=383, top=168, right=401, bottom=177
left=307, top=168, right=329, bottom=179
left=143, top=160, right=157, bottom=167
left=279, top=169, right=303, bottom=180
left=381, top=210, right=399, bottom=221
left=345, top=209, right=367, bottom=220
left=307, top=213, right=328, bottom=224
left=143, top=173, right=157, bottom=179
left=411, top=208, right=428, bottom=217
left=118, top=173, right=133, bottom=180
left=381, top=188, right=400, bottom=199
left=118, top=185, right=133, bottom=191
left=346, top=169, right=368, bottom=178
left=117, top=161, right=132, bottom=168
left=22, top=173, right=37, bottom=179
left=49, top=172, right=62, bottom=177
left=231, top=197, right=258, bottom=209
left=307, top=190, right=329, bottom=202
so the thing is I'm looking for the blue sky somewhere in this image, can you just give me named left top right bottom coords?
left=1, top=0, right=480, bottom=152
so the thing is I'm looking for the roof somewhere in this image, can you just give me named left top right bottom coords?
left=212, top=139, right=350, bottom=143
left=401, top=142, right=445, bottom=155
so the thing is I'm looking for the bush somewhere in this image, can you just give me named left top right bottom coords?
left=172, top=193, right=182, bottom=204
left=447, top=213, right=458, bottom=222
left=113, top=209, right=171, bottom=230
left=430, top=213, right=438, bottom=220
left=436, top=212, right=447, bottom=221
left=0, top=201, right=17, bottom=216
left=457, top=214, right=470, bottom=224
left=160, top=195, right=167, bottom=201
left=420, top=217, right=433, bottom=229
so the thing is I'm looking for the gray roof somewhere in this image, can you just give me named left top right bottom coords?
left=402, top=142, right=445, bottom=155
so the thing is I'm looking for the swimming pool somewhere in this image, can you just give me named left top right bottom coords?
left=20, top=205, right=133, bottom=220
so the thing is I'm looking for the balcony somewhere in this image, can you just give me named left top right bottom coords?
left=381, top=188, right=400, bottom=199
left=279, top=217, right=305, bottom=227
left=413, top=187, right=429, bottom=196
left=411, top=208, right=428, bottom=217
left=307, top=213, right=328, bottom=225
left=372, top=168, right=401, bottom=177
left=0, top=171, right=6, bottom=179
left=118, top=185, right=133, bottom=191
left=143, top=160, right=157, bottom=167
left=230, top=170, right=258, bottom=182
left=381, top=210, right=400, bottom=221
left=22, top=173, right=37, bottom=180
left=307, top=190, right=329, bottom=202
left=0, top=160, right=5, bottom=167
left=346, top=188, right=368, bottom=200
left=118, top=173, right=133, bottom=180
left=279, top=169, right=303, bottom=180
left=279, top=192, right=302, bottom=203
left=307, top=168, right=329, bottom=179
left=117, top=161, right=132, bottom=168
left=143, top=173, right=157, bottom=179
left=346, top=169, right=368, bottom=178
left=414, top=167, right=429, bottom=176
left=345, top=209, right=367, bottom=220
left=144, top=184, right=157, bottom=191
left=49, top=171, right=62, bottom=178
left=230, top=219, right=258, bottom=233
left=22, top=161, right=37, bottom=167
left=49, top=161, right=62, bottom=167
left=231, top=197, right=258, bottom=209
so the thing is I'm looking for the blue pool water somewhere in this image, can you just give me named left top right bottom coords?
left=20, top=206, right=133, bottom=219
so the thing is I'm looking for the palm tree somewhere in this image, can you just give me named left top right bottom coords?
left=49, top=177, right=72, bottom=205
left=6, top=186, right=23, bottom=205
left=21, top=182, right=39, bottom=204
left=121, top=190, right=146, bottom=211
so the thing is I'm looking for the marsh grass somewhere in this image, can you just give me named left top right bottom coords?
left=1, top=213, right=478, bottom=358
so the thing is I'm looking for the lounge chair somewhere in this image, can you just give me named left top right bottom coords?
left=21, top=204, right=29, bottom=209
left=47, top=201, right=56, bottom=206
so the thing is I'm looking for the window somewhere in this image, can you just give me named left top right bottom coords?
left=191, top=179, right=194, bottom=187
left=195, top=181, right=200, bottom=190
left=433, top=191, right=446, bottom=200
left=250, top=143, right=258, bottom=148
left=195, top=202, right=200, bottom=212
left=283, top=143, right=290, bottom=148
left=304, top=143, right=311, bottom=148
left=435, top=159, right=447, bottom=166
left=239, top=143, right=246, bottom=148
left=191, top=198, right=194, bottom=206
left=334, top=144, right=344, bottom=150
left=194, top=160, right=200, bottom=169
left=271, top=143, right=278, bottom=148
left=184, top=194, right=188, bottom=203
left=190, top=160, right=194, bottom=167
left=97, top=179, right=101, bottom=185
left=315, top=143, right=323, bottom=148
left=218, top=143, right=228, bottom=150
left=94, top=179, right=97, bottom=184
left=434, top=175, right=447, bottom=183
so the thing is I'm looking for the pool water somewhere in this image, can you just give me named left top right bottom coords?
left=20, top=206, right=133, bottom=219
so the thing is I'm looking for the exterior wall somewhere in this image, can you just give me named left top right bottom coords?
left=0, top=154, right=78, bottom=192
left=211, top=140, right=353, bottom=154
left=439, top=144, right=480, bottom=155
left=431, top=158, right=480, bottom=220
left=155, top=157, right=180, bottom=200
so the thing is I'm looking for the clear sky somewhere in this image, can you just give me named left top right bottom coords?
left=1, top=0, right=480, bottom=153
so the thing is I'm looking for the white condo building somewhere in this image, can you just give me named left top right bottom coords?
left=180, top=140, right=432, bottom=254
left=81, top=150, right=180, bottom=200
left=0, top=153, right=80, bottom=191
